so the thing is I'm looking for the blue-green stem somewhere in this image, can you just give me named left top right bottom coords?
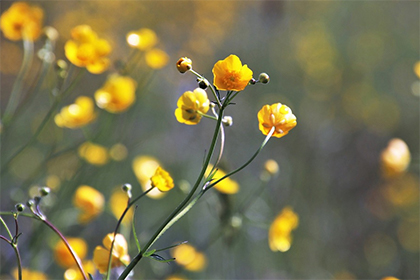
left=118, top=104, right=227, bottom=280
left=2, top=39, right=34, bottom=125
left=105, top=186, right=154, bottom=280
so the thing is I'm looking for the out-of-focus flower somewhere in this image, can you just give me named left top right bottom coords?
left=145, top=48, right=169, bottom=69
left=414, top=61, right=420, bottom=79
left=64, top=260, right=95, bottom=280
left=73, top=185, right=104, bottom=224
left=126, top=28, right=157, bottom=50
left=54, top=237, right=88, bottom=268
left=380, top=138, right=411, bottom=178
left=175, top=88, right=210, bottom=125
left=257, top=103, right=297, bottom=138
left=381, top=277, right=399, bottom=280
left=109, top=143, right=128, bottom=161
left=54, top=96, right=96, bottom=129
left=0, top=2, right=43, bottom=41
left=205, top=164, right=239, bottom=194
left=165, top=275, right=187, bottom=280
left=268, top=206, right=299, bottom=252
left=94, top=74, right=137, bottom=113
left=12, top=267, right=48, bottom=280
left=151, top=166, right=174, bottom=192
left=172, top=243, right=207, bottom=272
left=109, top=187, right=133, bottom=225
left=78, top=142, right=109, bottom=165
left=212, top=54, right=253, bottom=91
left=176, top=57, right=192, bottom=74
left=132, top=155, right=166, bottom=199
left=264, top=159, right=279, bottom=176
left=93, top=233, right=130, bottom=274
left=65, top=25, right=111, bottom=74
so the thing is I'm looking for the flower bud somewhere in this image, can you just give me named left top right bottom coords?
left=249, top=78, right=257, bottom=85
left=122, top=183, right=132, bottom=192
left=15, top=203, right=25, bottom=212
left=44, top=26, right=59, bottom=41
left=26, top=199, right=35, bottom=208
left=198, top=80, right=208, bottom=90
left=39, top=187, right=51, bottom=197
left=258, top=73, right=270, bottom=84
left=222, top=116, right=233, bottom=127
left=176, top=57, right=192, bottom=74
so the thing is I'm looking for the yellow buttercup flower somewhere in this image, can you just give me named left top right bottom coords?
left=73, top=185, right=104, bottom=224
left=64, top=260, right=95, bottom=280
left=175, top=88, right=210, bottom=125
left=145, top=48, right=169, bottom=69
left=65, top=25, right=111, bottom=74
left=132, top=155, right=166, bottom=199
left=54, top=96, right=96, bottom=129
left=95, top=74, right=137, bottom=113
left=257, top=103, right=297, bottom=138
left=12, top=267, right=48, bottom=280
left=54, top=237, right=88, bottom=268
left=78, top=142, right=109, bottom=165
left=126, top=28, right=157, bottom=50
left=380, top=138, right=411, bottom=178
left=151, top=166, right=174, bottom=192
left=171, top=243, right=207, bottom=272
left=268, top=206, right=299, bottom=252
left=205, top=164, right=239, bottom=194
left=93, top=233, right=130, bottom=274
left=0, top=2, right=43, bottom=41
left=109, top=187, right=133, bottom=225
left=212, top=54, right=253, bottom=91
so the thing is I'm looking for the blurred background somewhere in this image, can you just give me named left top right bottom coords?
left=1, top=1, right=419, bottom=279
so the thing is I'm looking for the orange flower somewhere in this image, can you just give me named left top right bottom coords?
left=257, top=103, right=297, bottom=138
left=54, top=238, right=88, bottom=268
left=93, top=233, right=130, bottom=274
left=212, top=54, right=253, bottom=91
left=0, top=2, right=43, bottom=41
left=65, top=25, right=111, bottom=74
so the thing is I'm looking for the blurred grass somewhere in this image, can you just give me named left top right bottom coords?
left=1, top=1, right=419, bottom=279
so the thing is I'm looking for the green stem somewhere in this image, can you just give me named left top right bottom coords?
left=2, top=39, right=34, bottom=125
left=0, top=215, right=13, bottom=240
left=118, top=105, right=227, bottom=280
left=105, top=186, right=154, bottom=280
left=189, top=69, right=222, bottom=107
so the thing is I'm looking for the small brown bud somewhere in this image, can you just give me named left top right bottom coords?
left=176, top=57, right=192, bottom=73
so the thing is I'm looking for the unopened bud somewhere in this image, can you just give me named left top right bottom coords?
left=176, top=57, right=192, bottom=74
left=39, top=187, right=50, bottom=197
left=15, top=203, right=25, bottom=212
left=26, top=199, right=35, bottom=208
left=198, top=80, right=208, bottom=89
left=222, top=116, right=233, bottom=127
left=122, top=184, right=132, bottom=192
left=258, top=73, right=270, bottom=84
left=44, top=26, right=59, bottom=41
left=249, top=78, right=257, bottom=85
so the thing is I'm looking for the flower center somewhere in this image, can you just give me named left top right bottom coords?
left=223, top=71, right=240, bottom=89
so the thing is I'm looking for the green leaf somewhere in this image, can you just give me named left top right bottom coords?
left=149, top=254, right=175, bottom=263
left=131, top=206, right=141, bottom=252
left=143, top=249, right=156, bottom=257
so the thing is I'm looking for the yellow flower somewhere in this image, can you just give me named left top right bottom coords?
left=382, top=277, right=399, bottom=280
left=0, top=2, right=43, bottom=41
left=109, top=143, right=128, bottom=161
left=166, top=275, right=187, bottom=280
left=65, top=25, right=111, bottom=74
left=54, top=237, right=88, bottom=268
left=109, top=187, right=133, bottom=226
left=176, top=57, right=192, bottom=74
left=93, top=233, right=130, bottom=274
left=212, top=54, right=253, bottom=91
left=78, top=142, right=109, bottom=165
left=205, top=164, right=239, bottom=194
left=268, top=206, right=299, bottom=252
left=73, top=185, right=104, bottom=224
left=145, top=48, right=169, bottom=69
left=12, top=267, right=48, bottom=280
left=171, top=243, right=207, bottom=272
left=380, top=138, right=411, bottom=178
left=64, top=260, right=95, bottom=280
left=151, top=166, right=174, bottom=192
left=175, top=88, right=210, bottom=125
left=257, top=103, right=297, bottom=138
left=132, top=155, right=166, bottom=199
left=264, top=159, right=279, bottom=176
left=94, top=74, right=137, bottom=113
left=54, top=96, right=96, bottom=129
left=126, top=28, right=157, bottom=50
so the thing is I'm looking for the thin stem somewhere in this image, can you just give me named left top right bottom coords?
left=105, top=186, right=154, bottom=280
left=41, top=219, right=88, bottom=280
left=0, top=216, right=13, bottom=240
left=118, top=105, right=226, bottom=280
left=189, top=69, right=222, bottom=107
left=2, top=39, right=34, bottom=125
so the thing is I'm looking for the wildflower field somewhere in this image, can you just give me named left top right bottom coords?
left=0, top=1, right=419, bottom=280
